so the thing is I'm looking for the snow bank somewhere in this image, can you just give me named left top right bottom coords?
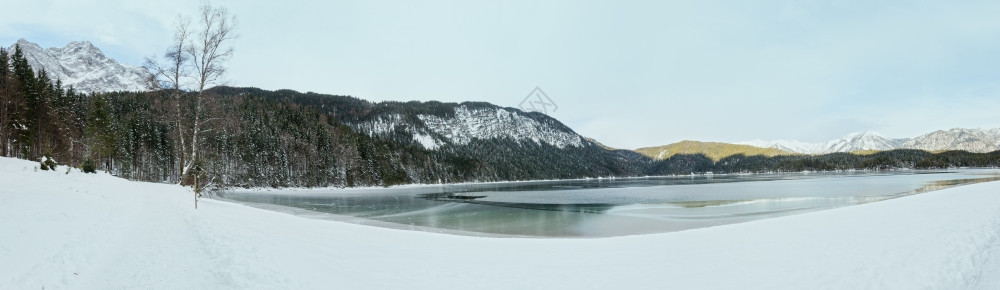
left=1, top=156, right=998, bottom=289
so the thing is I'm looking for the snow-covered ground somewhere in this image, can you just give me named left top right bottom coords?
left=1, top=156, right=999, bottom=289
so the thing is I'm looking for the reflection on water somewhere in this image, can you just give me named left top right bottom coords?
left=668, top=200, right=746, bottom=208
left=904, top=176, right=1000, bottom=196
left=218, top=170, right=1000, bottom=237
left=420, top=192, right=615, bottom=214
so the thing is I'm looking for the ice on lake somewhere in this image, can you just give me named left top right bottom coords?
left=219, top=170, right=1000, bottom=237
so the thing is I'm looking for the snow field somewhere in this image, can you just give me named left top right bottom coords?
left=1, top=156, right=998, bottom=289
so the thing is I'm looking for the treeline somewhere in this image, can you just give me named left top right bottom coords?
left=0, top=44, right=170, bottom=175
left=647, top=149, right=1000, bottom=175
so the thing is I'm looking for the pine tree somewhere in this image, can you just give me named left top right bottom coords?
left=86, top=95, right=115, bottom=172
left=10, top=45, right=35, bottom=158
left=10, top=45, right=32, bottom=83
left=0, top=49, right=10, bottom=157
left=32, top=68, right=56, bottom=158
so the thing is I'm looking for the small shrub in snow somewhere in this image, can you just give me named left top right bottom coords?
left=39, top=155, right=58, bottom=171
left=44, top=156, right=57, bottom=171
left=82, top=158, right=97, bottom=174
left=38, top=154, right=59, bottom=171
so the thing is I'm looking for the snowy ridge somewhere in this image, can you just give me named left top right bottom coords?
left=6, top=39, right=152, bottom=94
left=901, top=128, right=1000, bottom=153
left=822, top=131, right=908, bottom=153
left=741, top=131, right=908, bottom=154
left=417, top=106, right=584, bottom=149
left=352, top=105, right=585, bottom=150
left=743, top=129, right=1000, bottom=154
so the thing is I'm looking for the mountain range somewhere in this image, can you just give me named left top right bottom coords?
left=5, top=39, right=999, bottom=183
left=5, top=39, right=153, bottom=94
left=901, top=128, right=1000, bottom=153
left=739, top=131, right=909, bottom=155
left=738, top=129, right=1000, bottom=155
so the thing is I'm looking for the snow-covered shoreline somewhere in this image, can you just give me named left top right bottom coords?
left=2, top=156, right=999, bottom=289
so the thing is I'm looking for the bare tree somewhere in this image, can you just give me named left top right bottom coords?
left=185, top=3, right=238, bottom=204
left=188, top=4, right=237, bottom=95
left=146, top=3, right=236, bottom=208
left=144, top=15, right=191, bottom=181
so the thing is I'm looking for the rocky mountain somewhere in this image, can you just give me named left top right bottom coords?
left=740, top=129, right=1000, bottom=155
left=351, top=103, right=585, bottom=151
left=5, top=39, right=152, bottom=94
left=822, top=131, right=908, bottom=153
left=901, top=128, right=1000, bottom=153
left=739, top=131, right=908, bottom=154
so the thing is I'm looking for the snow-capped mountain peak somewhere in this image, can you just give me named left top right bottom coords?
left=739, top=131, right=908, bottom=154
left=57, top=41, right=102, bottom=57
left=823, top=131, right=908, bottom=153
left=901, top=128, right=1000, bottom=153
left=739, top=128, right=1000, bottom=155
left=5, top=39, right=153, bottom=94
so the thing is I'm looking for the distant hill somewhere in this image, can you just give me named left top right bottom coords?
left=634, top=140, right=794, bottom=162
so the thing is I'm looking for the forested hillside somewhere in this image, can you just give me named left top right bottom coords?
left=635, top=140, right=793, bottom=161
left=0, top=44, right=647, bottom=188
left=2, top=45, right=1000, bottom=190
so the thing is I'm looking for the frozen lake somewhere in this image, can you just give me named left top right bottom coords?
left=219, top=170, right=1000, bottom=237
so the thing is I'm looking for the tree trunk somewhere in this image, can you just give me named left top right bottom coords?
left=177, top=93, right=185, bottom=182
left=194, top=174, right=199, bottom=209
left=182, top=93, right=201, bottom=179
left=190, top=94, right=201, bottom=172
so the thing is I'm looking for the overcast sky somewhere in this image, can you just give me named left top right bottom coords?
left=4, top=0, right=1000, bottom=149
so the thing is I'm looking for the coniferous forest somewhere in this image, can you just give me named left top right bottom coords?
left=2, top=45, right=1000, bottom=190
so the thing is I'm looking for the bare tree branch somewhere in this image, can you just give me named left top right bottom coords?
left=188, top=4, right=238, bottom=94
left=144, top=15, right=191, bottom=93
